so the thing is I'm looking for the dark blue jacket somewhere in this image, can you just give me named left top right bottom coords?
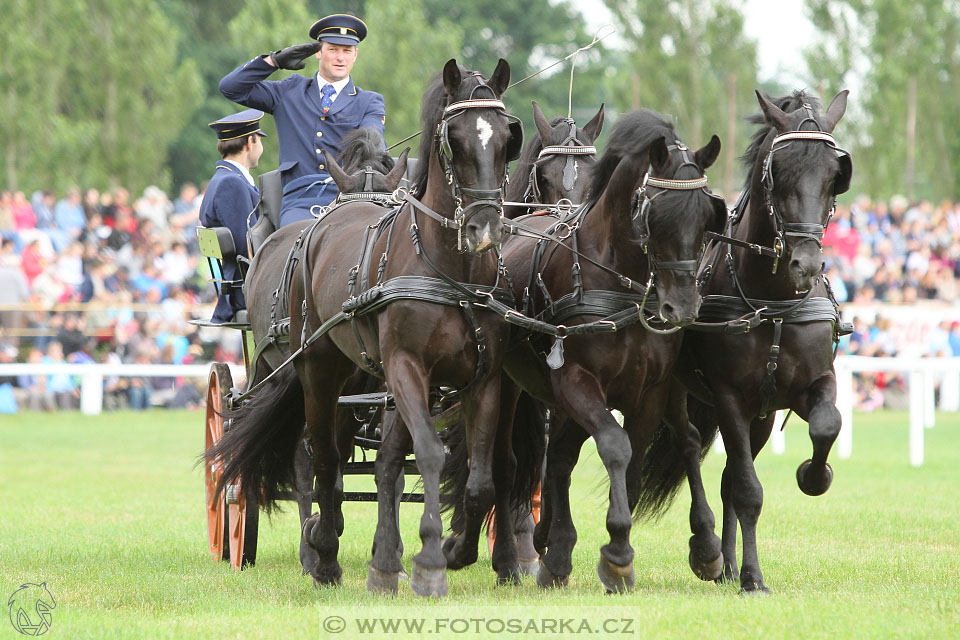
left=199, top=161, right=259, bottom=322
left=219, top=56, right=386, bottom=188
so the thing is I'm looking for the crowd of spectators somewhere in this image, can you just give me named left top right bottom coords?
left=0, top=183, right=243, bottom=413
left=1, top=186, right=960, bottom=413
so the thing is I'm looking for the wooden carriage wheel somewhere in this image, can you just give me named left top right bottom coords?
left=204, top=363, right=231, bottom=562
left=226, top=474, right=259, bottom=570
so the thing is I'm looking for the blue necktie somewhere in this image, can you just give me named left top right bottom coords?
left=321, top=84, right=335, bottom=114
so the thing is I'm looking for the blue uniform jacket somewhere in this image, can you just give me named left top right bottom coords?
left=199, top=161, right=259, bottom=322
left=219, top=56, right=385, bottom=189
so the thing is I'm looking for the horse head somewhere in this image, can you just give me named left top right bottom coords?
left=753, top=89, right=853, bottom=294
left=640, top=132, right=726, bottom=327
left=323, top=147, right=410, bottom=195
left=431, top=58, right=522, bottom=253
left=527, top=101, right=604, bottom=206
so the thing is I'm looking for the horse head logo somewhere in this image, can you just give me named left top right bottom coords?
left=7, top=582, right=56, bottom=636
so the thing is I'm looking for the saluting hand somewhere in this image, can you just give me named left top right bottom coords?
left=269, top=42, right=323, bottom=70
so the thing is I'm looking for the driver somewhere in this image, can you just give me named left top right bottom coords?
left=219, top=13, right=386, bottom=227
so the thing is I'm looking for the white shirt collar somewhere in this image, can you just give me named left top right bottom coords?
left=224, top=159, right=255, bottom=187
left=317, top=75, right=351, bottom=102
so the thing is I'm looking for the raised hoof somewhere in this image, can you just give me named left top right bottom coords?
left=518, top=557, right=540, bottom=577
left=688, top=535, right=724, bottom=581
left=410, top=563, right=448, bottom=598
left=536, top=563, right=569, bottom=589
left=597, top=556, right=635, bottom=594
left=441, top=536, right=472, bottom=570
left=796, top=459, right=834, bottom=496
left=367, top=564, right=400, bottom=595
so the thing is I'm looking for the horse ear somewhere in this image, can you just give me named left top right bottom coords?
left=488, top=58, right=510, bottom=97
left=384, top=147, right=411, bottom=191
left=823, top=89, right=849, bottom=133
left=531, top=101, right=552, bottom=141
left=323, top=150, right=352, bottom=190
left=756, top=90, right=790, bottom=132
left=695, top=134, right=722, bottom=170
left=649, top=136, right=669, bottom=171
left=582, top=103, right=605, bottom=142
left=443, top=59, right=462, bottom=96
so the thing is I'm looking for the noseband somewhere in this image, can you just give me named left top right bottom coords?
left=524, top=119, right=597, bottom=203
left=435, top=84, right=523, bottom=250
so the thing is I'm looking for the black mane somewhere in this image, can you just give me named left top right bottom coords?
left=742, top=90, right=836, bottom=190
left=338, top=128, right=394, bottom=174
left=584, top=109, right=686, bottom=208
left=410, top=65, right=498, bottom=198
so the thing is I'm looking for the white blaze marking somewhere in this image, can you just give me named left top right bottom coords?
left=476, top=117, right=493, bottom=149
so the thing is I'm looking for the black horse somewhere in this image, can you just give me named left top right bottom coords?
left=635, top=90, right=852, bottom=594
left=209, top=59, right=522, bottom=598
left=442, top=101, right=605, bottom=576
left=503, top=101, right=604, bottom=219
left=441, top=109, right=727, bottom=592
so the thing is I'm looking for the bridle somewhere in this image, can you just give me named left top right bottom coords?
left=434, top=81, right=524, bottom=250
left=630, top=141, right=725, bottom=334
left=523, top=118, right=597, bottom=203
left=716, top=104, right=851, bottom=274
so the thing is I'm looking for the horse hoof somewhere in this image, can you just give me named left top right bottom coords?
left=311, top=566, right=343, bottom=588
left=301, top=513, right=321, bottom=551
left=597, top=556, right=635, bottom=594
left=410, top=563, right=448, bottom=598
left=740, top=582, right=771, bottom=596
left=796, top=459, right=833, bottom=496
left=536, top=563, right=569, bottom=589
left=688, top=535, right=723, bottom=581
left=367, top=564, right=400, bottom=595
left=518, top=557, right=540, bottom=577
left=496, top=569, right=522, bottom=587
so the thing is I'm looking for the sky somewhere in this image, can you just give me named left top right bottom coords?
left=575, top=0, right=816, bottom=87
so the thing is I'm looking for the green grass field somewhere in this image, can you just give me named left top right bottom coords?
left=1, top=409, right=958, bottom=639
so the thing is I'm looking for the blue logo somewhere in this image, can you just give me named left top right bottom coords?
left=7, top=583, right=56, bottom=636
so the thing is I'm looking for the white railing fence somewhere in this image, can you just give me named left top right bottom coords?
left=1, top=355, right=956, bottom=466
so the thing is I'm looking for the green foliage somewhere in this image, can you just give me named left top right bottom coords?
left=602, top=0, right=760, bottom=196
left=0, top=0, right=201, bottom=196
left=805, top=0, right=960, bottom=201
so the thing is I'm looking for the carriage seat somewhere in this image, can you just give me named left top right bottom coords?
left=247, top=168, right=283, bottom=257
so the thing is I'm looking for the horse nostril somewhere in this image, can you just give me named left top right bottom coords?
left=660, top=302, right=676, bottom=319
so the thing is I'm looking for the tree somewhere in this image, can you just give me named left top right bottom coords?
left=805, top=0, right=960, bottom=200
left=0, top=0, right=201, bottom=195
left=421, top=0, right=607, bottom=154
left=602, top=0, right=760, bottom=196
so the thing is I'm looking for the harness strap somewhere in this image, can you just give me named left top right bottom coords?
left=758, top=318, right=783, bottom=419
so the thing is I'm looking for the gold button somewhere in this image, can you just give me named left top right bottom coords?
left=319, top=164, right=325, bottom=170
left=316, top=131, right=322, bottom=137
left=316, top=149, right=322, bottom=153
left=321, top=117, right=326, bottom=121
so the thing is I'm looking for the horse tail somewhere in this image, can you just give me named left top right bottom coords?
left=439, top=393, right=547, bottom=535
left=206, top=365, right=305, bottom=513
left=439, top=418, right=470, bottom=535
left=508, top=393, right=547, bottom=516
left=632, top=395, right=719, bottom=521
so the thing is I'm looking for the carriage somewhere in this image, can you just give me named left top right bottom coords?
left=196, top=57, right=853, bottom=596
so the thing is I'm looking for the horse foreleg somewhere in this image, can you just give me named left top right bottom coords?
left=442, top=376, right=508, bottom=580
left=716, top=396, right=774, bottom=594
left=368, top=407, right=411, bottom=594
left=662, top=385, right=722, bottom=581
left=488, top=379, right=522, bottom=584
left=558, top=371, right=635, bottom=593
left=795, top=373, right=840, bottom=496
left=535, top=414, right=586, bottom=589
left=386, top=354, right=448, bottom=597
